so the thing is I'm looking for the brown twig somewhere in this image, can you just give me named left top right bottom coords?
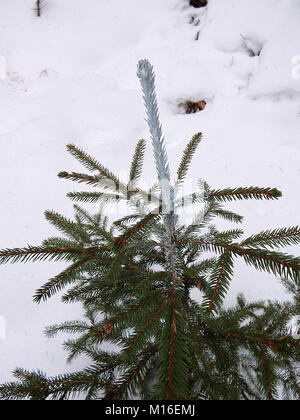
left=36, top=0, right=41, bottom=17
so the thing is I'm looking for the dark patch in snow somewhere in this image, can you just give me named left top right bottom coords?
left=241, top=34, right=263, bottom=57
left=184, top=100, right=207, bottom=114
left=190, top=0, right=208, bottom=8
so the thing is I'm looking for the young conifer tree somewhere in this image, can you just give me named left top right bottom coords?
left=0, top=60, right=300, bottom=400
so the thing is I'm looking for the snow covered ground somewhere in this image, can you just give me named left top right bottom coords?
left=0, top=0, right=300, bottom=383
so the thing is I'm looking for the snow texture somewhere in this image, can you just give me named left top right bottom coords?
left=0, top=0, right=299, bottom=383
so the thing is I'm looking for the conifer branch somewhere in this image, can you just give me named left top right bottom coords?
left=58, top=171, right=103, bottom=186
left=66, top=144, right=120, bottom=186
left=230, top=246, right=300, bottom=283
left=67, top=191, right=123, bottom=204
left=260, top=344, right=275, bottom=401
left=221, top=330, right=290, bottom=349
left=33, top=258, right=91, bottom=303
left=167, top=298, right=177, bottom=400
left=213, top=229, right=244, bottom=243
left=124, top=299, right=170, bottom=356
left=73, top=205, right=96, bottom=225
left=111, top=345, right=158, bottom=399
left=96, top=291, right=164, bottom=340
left=241, top=227, right=300, bottom=249
left=214, top=209, right=244, bottom=224
left=175, top=192, right=199, bottom=208
left=203, top=252, right=234, bottom=313
left=115, top=213, right=160, bottom=249
left=113, top=214, right=142, bottom=229
left=0, top=246, right=94, bottom=265
left=44, top=210, right=91, bottom=243
left=105, top=251, right=127, bottom=284
left=137, top=60, right=170, bottom=184
left=159, top=297, right=189, bottom=400
left=130, top=139, right=146, bottom=183
left=177, top=133, right=202, bottom=185
left=45, top=321, right=90, bottom=339
left=1, top=368, right=108, bottom=400
left=137, top=60, right=176, bottom=219
left=210, top=187, right=282, bottom=202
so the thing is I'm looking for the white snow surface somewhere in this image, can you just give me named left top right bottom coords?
left=0, top=0, right=300, bottom=383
